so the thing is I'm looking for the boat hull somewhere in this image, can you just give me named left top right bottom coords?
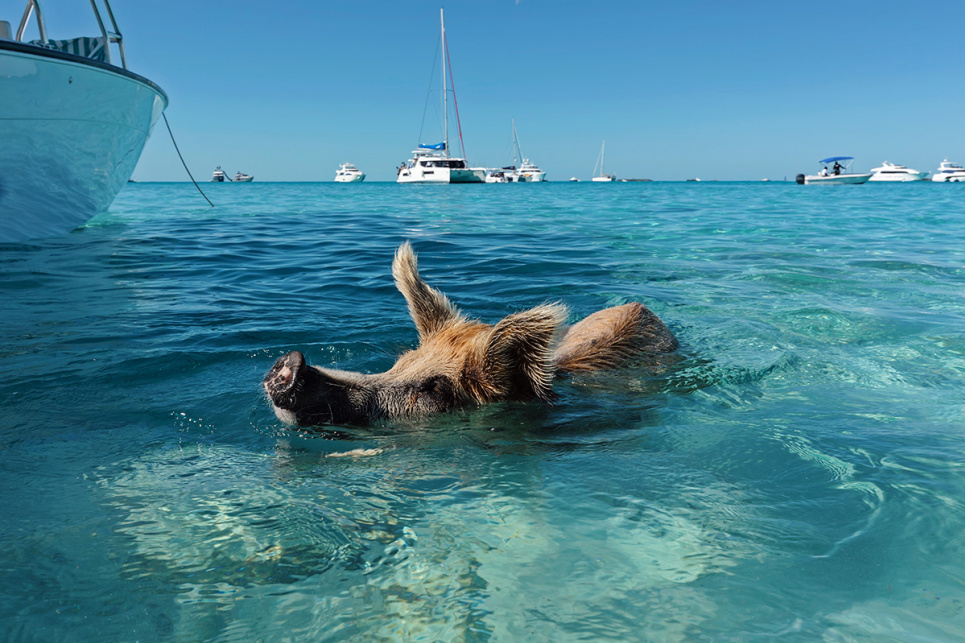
left=803, top=173, right=872, bottom=185
left=0, top=43, right=167, bottom=242
left=516, top=172, right=547, bottom=182
left=397, top=165, right=484, bottom=184
left=868, top=173, right=927, bottom=182
left=335, top=174, right=365, bottom=182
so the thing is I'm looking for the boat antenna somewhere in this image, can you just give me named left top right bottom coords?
left=162, top=113, right=214, bottom=207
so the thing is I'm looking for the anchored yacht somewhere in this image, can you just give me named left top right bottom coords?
left=335, top=163, right=365, bottom=182
left=868, top=162, right=927, bottom=182
left=931, top=160, right=965, bottom=182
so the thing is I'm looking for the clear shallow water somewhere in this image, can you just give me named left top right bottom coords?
left=2, top=181, right=964, bottom=641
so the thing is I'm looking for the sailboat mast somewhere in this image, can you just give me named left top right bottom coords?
left=512, top=119, right=519, bottom=167
left=601, top=140, right=606, bottom=175
left=441, top=8, right=448, bottom=158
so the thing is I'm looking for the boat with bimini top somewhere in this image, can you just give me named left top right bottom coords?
left=796, top=157, right=872, bottom=185
left=397, top=9, right=483, bottom=184
left=0, top=0, right=168, bottom=242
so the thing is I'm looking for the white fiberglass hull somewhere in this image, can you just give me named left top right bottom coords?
left=335, top=174, right=365, bottom=182
left=931, top=174, right=965, bottom=182
left=515, top=171, right=547, bottom=182
left=0, top=42, right=167, bottom=243
left=868, top=172, right=927, bottom=182
left=803, top=173, right=872, bottom=185
left=397, top=164, right=484, bottom=184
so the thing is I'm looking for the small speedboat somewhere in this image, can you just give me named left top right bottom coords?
left=868, top=161, right=927, bottom=182
left=931, top=159, right=965, bottom=182
left=335, top=163, right=365, bottom=182
left=484, top=169, right=510, bottom=183
left=233, top=171, right=254, bottom=182
left=0, top=0, right=167, bottom=242
left=796, top=157, right=872, bottom=185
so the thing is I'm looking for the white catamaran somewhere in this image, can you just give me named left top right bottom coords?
left=397, top=9, right=483, bottom=184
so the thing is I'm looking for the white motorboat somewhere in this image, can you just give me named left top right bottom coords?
left=931, top=159, right=965, bottom=182
left=233, top=171, right=253, bottom=182
left=484, top=169, right=510, bottom=183
left=868, top=161, right=927, bottom=182
left=591, top=140, right=616, bottom=182
left=397, top=10, right=483, bottom=184
left=0, top=0, right=168, bottom=242
left=212, top=167, right=227, bottom=182
left=503, top=120, right=546, bottom=182
left=334, top=163, right=365, bottom=182
left=796, top=156, right=872, bottom=185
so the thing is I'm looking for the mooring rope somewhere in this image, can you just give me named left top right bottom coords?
left=162, top=112, right=214, bottom=207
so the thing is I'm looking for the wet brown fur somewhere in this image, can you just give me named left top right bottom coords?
left=264, top=242, right=677, bottom=425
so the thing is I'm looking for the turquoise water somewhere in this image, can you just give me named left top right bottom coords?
left=2, top=181, right=965, bottom=641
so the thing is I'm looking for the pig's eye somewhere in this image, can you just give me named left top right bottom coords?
left=418, top=376, right=448, bottom=397
left=412, top=376, right=454, bottom=411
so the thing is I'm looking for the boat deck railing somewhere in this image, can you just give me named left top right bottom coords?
left=14, top=0, right=128, bottom=69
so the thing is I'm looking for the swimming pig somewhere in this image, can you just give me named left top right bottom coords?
left=264, top=242, right=677, bottom=426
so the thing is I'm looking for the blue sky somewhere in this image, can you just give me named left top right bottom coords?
left=29, top=0, right=965, bottom=181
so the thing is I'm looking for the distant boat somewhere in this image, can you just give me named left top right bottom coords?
left=868, top=161, right=926, bottom=182
left=212, top=167, right=253, bottom=182
left=484, top=169, right=510, bottom=183
left=796, top=156, right=872, bottom=185
left=931, top=159, right=965, bottom=182
left=335, top=163, right=365, bottom=182
left=591, top=140, right=616, bottom=182
left=397, top=10, right=483, bottom=184
left=569, top=177, right=579, bottom=182
left=0, top=0, right=167, bottom=242
left=506, top=120, right=546, bottom=182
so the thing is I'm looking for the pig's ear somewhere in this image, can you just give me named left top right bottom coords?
left=483, top=303, right=568, bottom=402
left=393, top=242, right=463, bottom=341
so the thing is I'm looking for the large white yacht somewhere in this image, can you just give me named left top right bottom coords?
left=514, top=159, right=547, bottom=182
left=931, top=160, right=965, bottom=182
left=397, top=10, right=483, bottom=184
left=335, top=163, right=365, bottom=182
left=868, top=161, right=927, bottom=182
left=0, top=0, right=168, bottom=242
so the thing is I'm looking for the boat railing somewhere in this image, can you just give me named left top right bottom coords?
left=14, top=0, right=128, bottom=69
